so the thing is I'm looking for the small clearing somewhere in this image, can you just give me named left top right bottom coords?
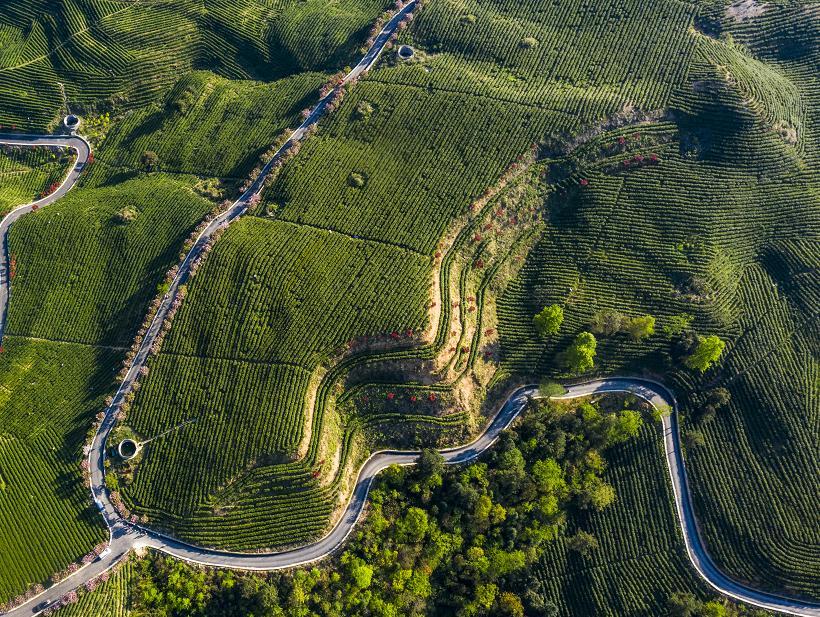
left=726, top=0, right=767, bottom=22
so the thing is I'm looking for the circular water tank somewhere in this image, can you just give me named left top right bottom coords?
left=118, top=439, right=139, bottom=460
left=63, top=115, right=81, bottom=131
left=398, top=45, right=415, bottom=60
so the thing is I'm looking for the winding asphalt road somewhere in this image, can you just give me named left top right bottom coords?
left=2, top=1, right=819, bottom=613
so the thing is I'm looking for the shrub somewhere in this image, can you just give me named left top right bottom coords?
left=624, top=314, right=655, bottom=341
left=539, top=379, right=566, bottom=398
left=113, top=206, right=138, bottom=224
left=589, top=309, right=623, bottom=336
left=567, top=530, right=599, bottom=557
left=348, top=171, right=367, bottom=188
left=663, top=313, right=693, bottom=336
left=140, top=150, right=159, bottom=173
left=354, top=101, right=374, bottom=120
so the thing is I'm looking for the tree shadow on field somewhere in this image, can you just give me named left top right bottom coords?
left=96, top=169, right=141, bottom=188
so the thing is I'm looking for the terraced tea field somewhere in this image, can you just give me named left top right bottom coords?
left=97, top=70, right=328, bottom=179
left=0, top=0, right=417, bottom=603
left=0, top=170, right=217, bottom=603
left=0, top=337, right=114, bottom=604
left=0, top=145, right=71, bottom=214
left=0, top=0, right=393, bottom=131
left=117, top=0, right=704, bottom=553
left=6, top=174, right=216, bottom=346
left=497, top=22, right=820, bottom=597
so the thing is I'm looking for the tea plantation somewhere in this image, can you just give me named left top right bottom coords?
left=0, top=0, right=393, bottom=130
left=117, top=0, right=704, bottom=549
left=0, top=145, right=71, bottom=214
left=0, top=0, right=398, bottom=604
left=497, top=22, right=819, bottom=598
left=0, top=0, right=818, bottom=612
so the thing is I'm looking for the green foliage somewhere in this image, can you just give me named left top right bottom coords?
left=589, top=309, right=624, bottom=337
left=665, top=592, right=768, bottom=617
left=590, top=311, right=654, bottom=340
left=559, top=331, right=597, bottom=374
left=566, top=530, right=598, bottom=557
left=664, top=313, right=694, bottom=336
left=533, top=304, right=563, bottom=337
left=348, top=171, right=367, bottom=188
left=0, top=146, right=71, bottom=214
left=140, top=150, right=160, bottom=173
left=684, top=335, right=726, bottom=373
left=539, top=379, right=566, bottom=398
left=105, top=472, right=119, bottom=492
left=113, top=207, right=138, bottom=225
left=624, top=314, right=655, bottom=341
left=684, top=430, right=706, bottom=450
left=395, top=507, right=429, bottom=543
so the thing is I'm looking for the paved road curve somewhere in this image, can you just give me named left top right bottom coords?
left=4, top=377, right=819, bottom=615
left=553, top=379, right=820, bottom=617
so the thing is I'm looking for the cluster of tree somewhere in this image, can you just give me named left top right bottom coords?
left=667, top=592, right=772, bottom=617
left=532, top=305, right=725, bottom=376
left=124, top=398, right=648, bottom=617
left=589, top=309, right=655, bottom=341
